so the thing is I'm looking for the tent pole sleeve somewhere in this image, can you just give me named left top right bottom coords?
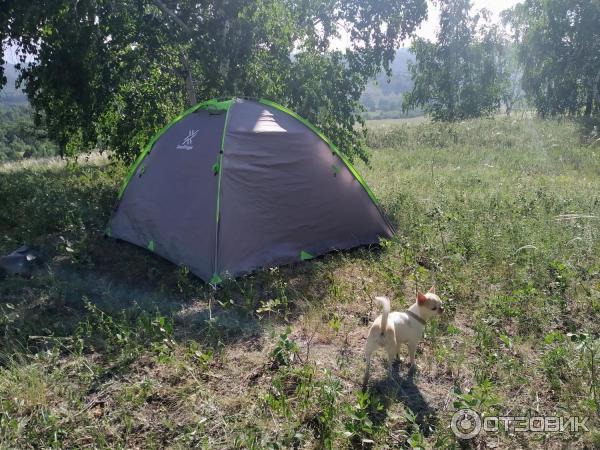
left=212, top=99, right=234, bottom=280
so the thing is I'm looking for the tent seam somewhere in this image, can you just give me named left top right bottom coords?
left=213, top=99, right=234, bottom=281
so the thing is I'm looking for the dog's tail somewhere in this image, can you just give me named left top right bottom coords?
left=375, top=296, right=390, bottom=335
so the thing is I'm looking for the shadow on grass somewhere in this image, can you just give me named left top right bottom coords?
left=1, top=237, right=384, bottom=357
left=0, top=160, right=389, bottom=361
left=368, top=365, right=437, bottom=437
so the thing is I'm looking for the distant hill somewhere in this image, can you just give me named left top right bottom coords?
left=361, top=48, right=421, bottom=119
left=0, top=65, right=57, bottom=160
left=1, top=64, right=28, bottom=104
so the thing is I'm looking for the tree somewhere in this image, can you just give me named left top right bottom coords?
left=1, top=0, right=427, bottom=162
left=403, top=0, right=508, bottom=121
left=361, top=95, right=376, bottom=111
left=506, top=0, right=600, bottom=118
left=497, top=43, right=524, bottom=116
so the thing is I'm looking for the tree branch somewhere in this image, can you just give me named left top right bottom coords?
left=152, top=0, right=192, bottom=35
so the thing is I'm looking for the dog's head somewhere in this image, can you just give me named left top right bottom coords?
left=416, top=286, right=443, bottom=320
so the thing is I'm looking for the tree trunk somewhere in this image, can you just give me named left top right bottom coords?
left=153, top=0, right=197, bottom=106
left=593, top=71, right=600, bottom=117
left=180, top=53, right=197, bottom=107
left=585, top=91, right=593, bottom=117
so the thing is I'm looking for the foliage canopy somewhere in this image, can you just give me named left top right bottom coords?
left=403, top=0, right=508, bottom=122
left=506, top=0, right=600, bottom=118
left=1, top=0, right=427, bottom=162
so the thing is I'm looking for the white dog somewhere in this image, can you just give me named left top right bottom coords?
left=363, top=287, right=443, bottom=383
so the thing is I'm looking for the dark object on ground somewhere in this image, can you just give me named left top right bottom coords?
left=0, top=245, right=41, bottom=278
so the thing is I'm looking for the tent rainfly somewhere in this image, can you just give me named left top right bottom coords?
left=107, top=98, right=394, bottom=284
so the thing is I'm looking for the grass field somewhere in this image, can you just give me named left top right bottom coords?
left=365, top=116, right=429, bottom=128
left=1, top=117, right=599, bottom=449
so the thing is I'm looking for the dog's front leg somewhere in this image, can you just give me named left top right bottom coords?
left=407, top=342, right=417, bottom=369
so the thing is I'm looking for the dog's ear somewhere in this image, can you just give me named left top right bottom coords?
left=417, top=292, right=427, bottom=305
left=428, top=285, right=436, bottom=294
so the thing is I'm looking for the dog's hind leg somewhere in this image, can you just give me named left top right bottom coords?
left=364, top=348, right=372, bottom=382
left=385, top=340, right=397, bottom=378
left=363, top=335, right=377, bottom=386
left=363, top=357, right=371, bottom=387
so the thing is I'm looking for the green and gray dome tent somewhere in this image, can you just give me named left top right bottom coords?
left=107, top=98, right=394, bottom=284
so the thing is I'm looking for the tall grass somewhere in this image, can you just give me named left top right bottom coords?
left=0, top=117, right=598, bottom=448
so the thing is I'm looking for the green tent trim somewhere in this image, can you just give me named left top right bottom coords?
left=209, top=273, right=222, bottom=286
left=300, top=250, right=314, bottom=261
left=213, top=99, right=235, bottom=280
left=114, top=97, right=393, bottom=285
left=118, top=97, right=384, bottom=211
left=214, top=99, right=234, bottom=223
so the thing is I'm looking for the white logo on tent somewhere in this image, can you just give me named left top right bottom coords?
left=176, top=129, right=200, bottom=150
